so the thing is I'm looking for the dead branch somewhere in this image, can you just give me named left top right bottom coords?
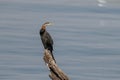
left=43, top=49, right=69, bottom=80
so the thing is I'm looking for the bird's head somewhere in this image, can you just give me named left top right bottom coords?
left=41, top=22, right=53, bottom=30
left=43, top=22, right=53, bottom=26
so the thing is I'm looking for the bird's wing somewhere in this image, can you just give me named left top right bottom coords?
left=46, top=32, right=53, bottom=45
left=40, top=29, right=54, bottom=52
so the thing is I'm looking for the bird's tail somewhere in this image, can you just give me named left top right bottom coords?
left=49, top=50, right=56, bottom=63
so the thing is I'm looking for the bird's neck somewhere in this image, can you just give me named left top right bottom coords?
left=41, top=25, right=46, bottom=30
left=40, top=25, right=46, bottom=35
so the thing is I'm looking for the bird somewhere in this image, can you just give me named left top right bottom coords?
left=39, top=22, right=56, bottom=63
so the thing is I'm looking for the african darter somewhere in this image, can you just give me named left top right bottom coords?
left=39, top=22, right=56, bottom=62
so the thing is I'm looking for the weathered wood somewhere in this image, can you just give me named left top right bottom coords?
left=43, top=49, right=69, bottom=80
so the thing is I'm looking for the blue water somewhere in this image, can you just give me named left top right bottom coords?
left=0, top=0, right=120, bottom=80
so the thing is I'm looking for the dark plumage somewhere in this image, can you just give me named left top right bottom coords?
left=40, top=22, right=56, bottom=62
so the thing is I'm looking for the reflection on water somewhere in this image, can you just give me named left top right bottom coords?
left=97, top=0, right=107, bottom=7
left=0, top=0, right=120, bottom=80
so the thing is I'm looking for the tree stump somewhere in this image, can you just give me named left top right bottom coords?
left=43, top=49, right=69, bottom=80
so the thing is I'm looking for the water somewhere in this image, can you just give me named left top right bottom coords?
left=0, top=0, right=120, bottom=80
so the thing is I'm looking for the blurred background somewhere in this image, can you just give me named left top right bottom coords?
left=0, top=0, right=120, bottom=80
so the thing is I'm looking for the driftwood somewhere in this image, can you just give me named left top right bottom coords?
left=43, top=49, right=69, bottom=80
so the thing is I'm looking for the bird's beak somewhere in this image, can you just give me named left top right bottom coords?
left=48, top=22, right=53, bottom=26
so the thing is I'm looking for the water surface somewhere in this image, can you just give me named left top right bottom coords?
left=0, top=0, right=120, bottom=80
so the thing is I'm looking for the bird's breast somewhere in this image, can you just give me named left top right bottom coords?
left=40, top=29, right=45, bottom=35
